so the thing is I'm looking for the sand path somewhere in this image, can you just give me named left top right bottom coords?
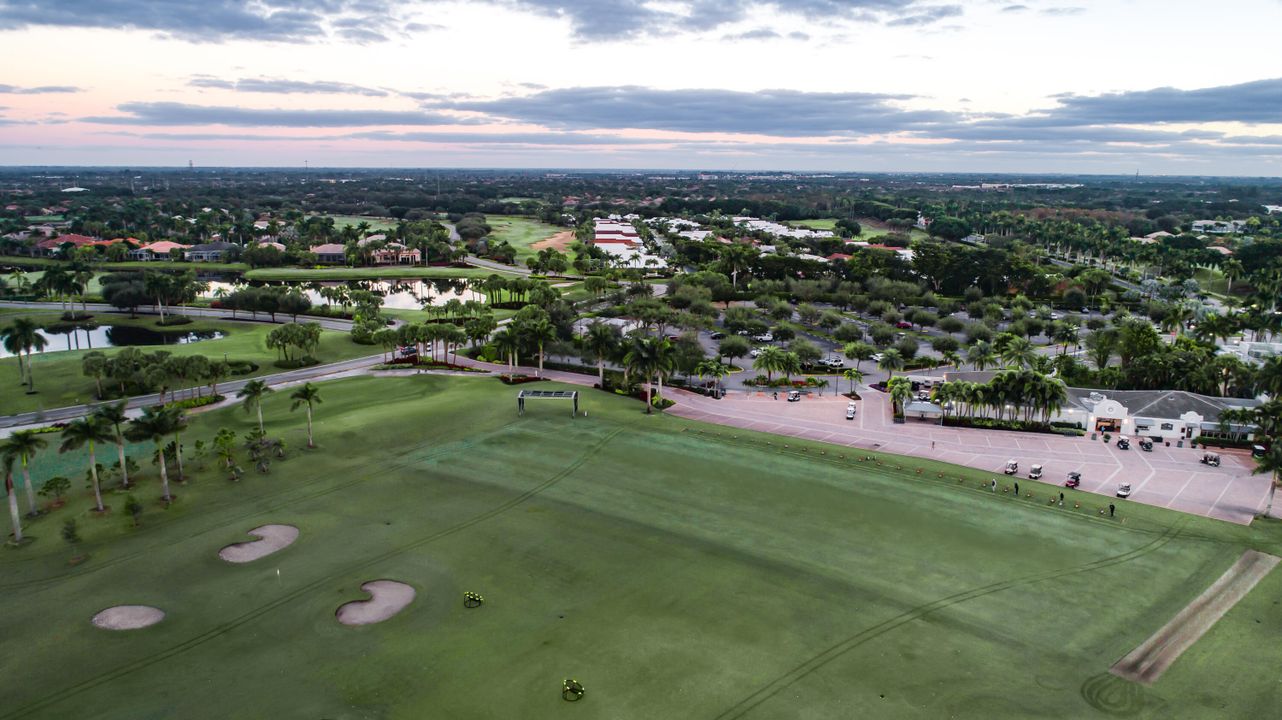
left=92, top=605, right=165, bottom=630
left=530, top=230, right=574, bottom=252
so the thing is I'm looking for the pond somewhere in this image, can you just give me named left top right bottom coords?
left=0, top=324, right=225, bottom=358
left=202, top=278, right=485, bottom=310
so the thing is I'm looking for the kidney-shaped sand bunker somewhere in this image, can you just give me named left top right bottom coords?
left=336, top=580, right=416, bottom=626
left=219, top=524, right=299, bottom=563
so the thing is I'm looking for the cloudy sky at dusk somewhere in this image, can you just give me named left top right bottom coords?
left=2, top=0, right=1281, bottom=173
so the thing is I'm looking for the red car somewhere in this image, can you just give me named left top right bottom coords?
left=1065, top=472, right=1082, bottom=488
left=895, top=321, right=913, bottom=329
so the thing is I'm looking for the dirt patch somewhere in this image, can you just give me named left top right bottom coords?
left=530, top=230, right=574, bottom=252
left=92, top=605, right=165, bottom=630
left=218, top=524, right=299, bottom=563
left=1111, top=549, right=1279, bottom=684
left=336, top=580, right=416, bottom=626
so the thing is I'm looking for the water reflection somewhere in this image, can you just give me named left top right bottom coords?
left=0, top=324, right=225, bottom=358
left=202, top=278, right=484, bottom=310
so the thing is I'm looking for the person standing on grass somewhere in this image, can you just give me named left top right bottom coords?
left=1059, top=492, right=1065, bottom=506
left=1014, top=481, right=1020, bottom=497
left=991, top=479, right=996, bottom=492
left=1109, top=503, right=1115, bottom=517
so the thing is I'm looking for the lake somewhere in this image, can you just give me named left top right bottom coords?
left=202, top=278, right=485, bottom=310
left=0, top=324, right=225, bottom=358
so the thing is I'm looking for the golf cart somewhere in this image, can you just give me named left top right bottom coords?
left=1004, top=459, right=1019, bottom=475
left=845, top=403, right=856, bottom=420
left=1139, top=438, right=1153, bottom=452
left=1201, top=452, right=1221, bottom=467
left=1065, top=471, right=1082, bottom=489
left=1116, top=437, right=1131, bottom=450
left=786, top=390, right=802, bottom=402
left=1116, top=483, right=1133, bottom=498
left=1028, top=464, right=1043, bottom=480
left=1253, top=445, right=1267, bottom=458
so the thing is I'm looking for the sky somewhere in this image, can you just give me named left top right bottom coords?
left=1, top=0, right=1282, bottom=174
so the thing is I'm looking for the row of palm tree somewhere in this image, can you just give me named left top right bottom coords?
left=3, top=380, right=325, bottom=543
left=930, top=369, right=1069, bottom=425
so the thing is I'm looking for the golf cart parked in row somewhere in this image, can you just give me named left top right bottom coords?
left=1139, top=438, right=1153, bottom=452
left=1201, top=452, right=1221, bottom=467
left=1004, top=460, right=1019, bottom=475
left=1116, top=437, right=1131, bottom=450
left=845, top=403, right=856, bottom=420
left=1065, top=472, right=1082, bottom=489
left=1116, top=483, right=1133, bottom=498
left=1028, top=464, right=1043, bottom=480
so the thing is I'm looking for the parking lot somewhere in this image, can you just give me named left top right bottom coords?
left=669, top=387, right=1271, bottom=525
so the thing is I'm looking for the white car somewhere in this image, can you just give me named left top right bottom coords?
left=753, top=332, right=774, bottom=343
left=1116, top=483, right=1133, bottom=498
left=845, top=404, right=856, bottom=420
left=820, top=356, right=845, bottom=369
left=749, top=348, right=764, bottom=358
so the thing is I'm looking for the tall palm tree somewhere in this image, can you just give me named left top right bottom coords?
left=752, top=346, right=787, bottom=382
left=0, top=429, right=47, bottom=515
left=492, top=326, right=520, bottom=375
left=582, top=321, right=621, bottom=388
left=522, top=316, right=556, bottom=378
left=237, top=379, right=273, bottom=433
left=967, top=340, right=996, bottom=372
left=60, top=416, right=115, bottom=513
left=1000, top=337, right=1035, bottom=368
left=842, top=367, right=865, bottom=396
left=8, top=317, right=48, bottom=392
left=1253, top=443, right=1282, bottom=518
left=290, top=383, right=323, bottom=449
left=4, top=455, right=22, bottom=543
left=126, top=406, right=184, bottom=503
left=1, top=323, right=28, bottom=385
left=92, top=401, right=132, bottom=488
left=623, top=336, right=672, bottom=414
left=878, top=348, right=905, bottom=380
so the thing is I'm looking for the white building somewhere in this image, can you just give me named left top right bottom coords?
left=1191, top=220, right=1247, bottom=235
left=1218, top=340, right=1282, bottom=366
left=731, top=216, right=834, bottom=240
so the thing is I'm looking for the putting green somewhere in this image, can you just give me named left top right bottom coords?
left=1, top=376, right=1279, bottom=719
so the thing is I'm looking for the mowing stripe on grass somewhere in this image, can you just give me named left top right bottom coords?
left=0, top=427, right=624, bottom=720
left=713, top=520, right=1186, bottom=720
left=1110, top=549, right=1280, bottom=685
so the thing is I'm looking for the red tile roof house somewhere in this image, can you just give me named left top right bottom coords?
left=369, top=242, right=421, bottom=265
left=129, top=241, right=191, bottom=261
left=33, top=233, right=102, bottom=256
left=311, top=243, right=347, bottom=264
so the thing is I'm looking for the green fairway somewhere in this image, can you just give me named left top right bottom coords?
left=487, top=215, right=564, bottom=260
left=1, top=375, right=1279, bottom=719
left=243, top=266, right=510, bottom=281
left=323, top=214, right=400, bottom=232
left=0, top=310, right=373, bottom=415
left=795, top=218, right=839, bottom=230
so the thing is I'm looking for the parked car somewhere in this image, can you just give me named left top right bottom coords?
left=1065, top=471, right=1081, bottom=488
left=1004, top=460, right=1019, bottom=475
left=749, top=347, right=765, bottom=358
left=1252, top=445, right=1267, bottom=458
left=753, top=332, right=774, bottom=342
left=1028, top=464, right=1043, bottom=480
left=871, top=353, right=885, bottom=362
left=895, top=321, right=913, bottom=329
left=1201, top=452, right=1221, bottom=467
left=710, top=331, right=726, bottom=340
left=786, top=390, right=801, bottom=402
left=1116, top=437, right=1130, bottom=450
left=1116, top=483, right=1133, bottom=498
left=820, top=356, right=845, bottom=369
left=1139, top=439, right=1153, bottom=452
left=845, top=404, right=856, bottom=420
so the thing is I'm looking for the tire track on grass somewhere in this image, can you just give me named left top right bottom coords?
left=0, top=420, right=525, bottom=592
left=713, top=520, right=1186, bottom=720
left=3, top=426, right=623, bottom=720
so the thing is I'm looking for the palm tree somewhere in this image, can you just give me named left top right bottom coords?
left=0, top=429, right=47, bottom=516
left=60, top=416, right=114, bottom=512
left=1000, top=337, right=1035, bottom=368
left=694, top=359, right=730, bottom=394
left=1253, top=443, right=1281, bottom=518
left=878, top=348, right=905, bottom=379
left=521, top=316, right=556, bottom=378
left=842, top=367, right=865, bottom=396
left=582, top=321, right=621, bottom=388
left=4, top=455, right=22, bottom=543
left=966, top=341, right=996, bottom=371
left=622, top=336, right=672, bottom=414
left=886, top=376, right=913, bottom=414
left=752, top=346, right=787, bottom=382
left=939, top=349, right=963, bottom=370
left=7, top=317, right=48, bottom=392
left=1, top=323, right=28, bottom=385
left=126, top=406, right=184, bottom=503
left=237, top=379, right=273, bottom=433
left=92, top=401, right=132, bottom=488
left=290, top=383, right=323, bottom=449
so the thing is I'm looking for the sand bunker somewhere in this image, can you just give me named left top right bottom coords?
left=92, top=605, right=165, bottom=630
left=531, top=230, right=574, bottom=252
left=219, top=524, right=299, bottom=563
left=336, top=580, right=416, bottom=626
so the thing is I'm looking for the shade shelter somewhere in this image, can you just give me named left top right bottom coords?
left=517, top=389, right=579, bottom=417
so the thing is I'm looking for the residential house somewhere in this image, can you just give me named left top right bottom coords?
left=184, top=241, right=239, bottom=262
left=130, top=241, right=191, bottom=261
left=311, top=243, right=347, bottom=264
left=1191, top=220, right=1247, bottom=235
left=369, top=242, right=421, bottom=265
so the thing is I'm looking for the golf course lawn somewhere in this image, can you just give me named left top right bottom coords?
left=1, top=375, right=1279, bottom=719
left=487, top=215, right=563, bottom=260
left=243, top=266, right=507, bottom=281
left=0, top=310, right=374, bottom=415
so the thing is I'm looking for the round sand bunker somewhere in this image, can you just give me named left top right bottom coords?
left=219, top=524, right=300, bottom=563
left=336, top=580, right=416, bottom=626
left=92, top=605, right=165, bottom=630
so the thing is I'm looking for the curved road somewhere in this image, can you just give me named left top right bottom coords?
left=0, top=301, right=385, bottom=429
